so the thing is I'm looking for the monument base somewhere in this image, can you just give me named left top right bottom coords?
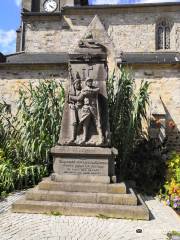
left=12, top=178, right=149, bottom=220
left=12, top=146, right=149, bottom=220
left=51, top=146, right=117, bottom=184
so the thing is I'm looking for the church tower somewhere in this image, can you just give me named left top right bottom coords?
left=22, top=0, right=89, bottom=12
left=17, top=0, right=89, bottom=51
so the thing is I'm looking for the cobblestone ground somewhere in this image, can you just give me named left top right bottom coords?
left=0, top=192, right=179, bottom=240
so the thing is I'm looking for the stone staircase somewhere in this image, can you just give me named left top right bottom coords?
left=12, top=178, right=149, bottom=220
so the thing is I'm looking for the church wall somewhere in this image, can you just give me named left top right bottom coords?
left=0, top=65, right=68, bottom=111
left=24, top=19, right=88, bottom=53
left=132, top=64, right=180, bottom=151
left=107, top=13, right=179, bottom=53
left=24, top=11, right=180, bottom=53
left=0, top=63, right=179, bottom=151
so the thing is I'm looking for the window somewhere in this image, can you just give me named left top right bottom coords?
left=74, top=0, right=89, bottom=5
left=31, top=0, right=40, bottom=12
left=156, top=19, right=171, bottom=50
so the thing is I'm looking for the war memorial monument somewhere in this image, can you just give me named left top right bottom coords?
left=12, top=13, right=149, bottom=219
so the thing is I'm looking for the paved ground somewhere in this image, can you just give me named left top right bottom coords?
left=0, top=192, right=179, bottom=240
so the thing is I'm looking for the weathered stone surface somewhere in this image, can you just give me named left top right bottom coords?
left=22, top=0, right=32, bottom=11
left=59, top=48, right=110, bottom=147
left=25, top=187, right=137, bottom=205
left=39, top=178, right=126, bottom=193
left=12, top=171, right=149, bottom=220
left=0, top=65, right=67, bottom=111
left=12, top=195, right=149, bottom=220
left=23, top=10, right=180, bottom=53
left=51, top=146, right=116, bottom=181
left=51, top=146, right=114, bottom=156
left=133, top=64, right=180, bottom=151
left=54, top=158, right=108, bottom=176
left=51, top=173, right=110, bottom=183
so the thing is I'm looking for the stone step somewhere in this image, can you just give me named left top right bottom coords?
left=12, top=195, right=149, bottom=220
left=26, top=187, right=137, bottom=206
left=39, top=179, right=126, bottom=194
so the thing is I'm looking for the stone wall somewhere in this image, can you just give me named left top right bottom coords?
left=132, top=64, right=180, bottom=151
left=23, top=10, right=180, bottom=53
left=24, top=16, right=90, bottom=53
left=0, top=65, right=68, bottom=111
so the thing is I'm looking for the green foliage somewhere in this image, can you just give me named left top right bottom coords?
left=166, top=152, right=180, bottom=184
left=16, top=80, right=65, bottom=164
left=0, top=80, right=65, bottom=197
left=50, top=211, right=62, bottom=216
left=96, top=214, right=111, bottom=219
left=167, top=231, right=180, bottom=240
left=0, top=191, right=8, bottom=199
left=107, top=67, right=150, bottom=179
left=107, top=67, right=169, bottom=194
left=126, top=139, right=167, bottom=194
left=0, top=149, right=14, bottom=193
left=0, top=102, right=12, bottom=153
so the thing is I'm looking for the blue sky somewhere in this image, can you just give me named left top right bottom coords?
left=0, top=0, right=21, bottom=54
left=0, top=0, right=179, bottom=54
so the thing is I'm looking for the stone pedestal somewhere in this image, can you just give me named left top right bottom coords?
left=12, top=146, right=149, bottom=220
left=51, top=146, right=116, bottom=184
left=11, top=131, right=150, bottom=220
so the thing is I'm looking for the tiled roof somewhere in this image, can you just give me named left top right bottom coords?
left=119, top=52, right=180, bottom=64
left=0, top=52, right=68, bottom=65
left=0, top=51, right=179, bottom=65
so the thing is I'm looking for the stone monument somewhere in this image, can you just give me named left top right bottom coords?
left=12, top=28, right=149, bottom=220
left=51, top=37, right=116, bottom=184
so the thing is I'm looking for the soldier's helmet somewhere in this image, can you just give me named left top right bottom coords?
left=73, top=79, right=81, bottom=86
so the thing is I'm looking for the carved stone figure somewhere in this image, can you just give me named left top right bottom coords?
left=69, top=77, right=104, bottom=146
left=58, top=58, right=111, bottom=147
left=78, top=97, right=92, bottom=144
left=82, top=78, right=104, bottom=145
left=68, top=77, right=82, bottom=144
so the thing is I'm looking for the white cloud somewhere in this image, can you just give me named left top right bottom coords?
left=15, top=0, right=22, bottom=7
left=0, top=29, right=16, bottom=54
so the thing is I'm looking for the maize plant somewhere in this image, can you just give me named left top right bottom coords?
left=0, top=80, right=65, bottom=196
left=107, top=67, right=150, bottom=179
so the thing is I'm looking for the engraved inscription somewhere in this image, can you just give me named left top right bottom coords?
left=56, top=158, right=108, bottom=176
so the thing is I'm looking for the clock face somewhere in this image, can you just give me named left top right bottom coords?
left=44, top=0, right=58, bottom=13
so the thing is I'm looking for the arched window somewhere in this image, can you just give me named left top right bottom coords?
left=156, top=19, right=171, bottom=50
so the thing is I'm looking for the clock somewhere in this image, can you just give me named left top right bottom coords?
left=43, top=0, right=58, bottom=13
